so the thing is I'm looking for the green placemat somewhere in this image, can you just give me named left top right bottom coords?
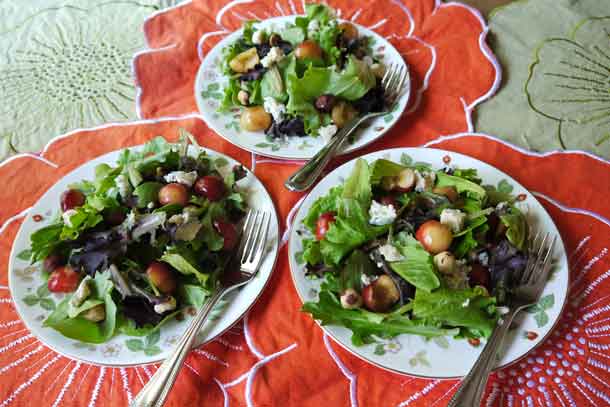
left=0, top=0, right=178, bottom=160
left=475, top=0, right=610, bottom=159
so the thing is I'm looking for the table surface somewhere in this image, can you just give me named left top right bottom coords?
left=0, top=1, right=609, bottom=406
left=462, top=0, right=513, bottom=14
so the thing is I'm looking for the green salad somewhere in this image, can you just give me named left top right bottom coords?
left=220, top=4, right=386, bottom=141
left=299, top=157, right=529, bottom=346
left=23, top=133, right=248, bottom=343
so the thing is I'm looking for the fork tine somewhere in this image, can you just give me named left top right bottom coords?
left=532, top=234, right=556, bottom=285
left=519, top=229, right=542, bottom=285
left=240, top=210, right=260, bottom=264
left=249, top=212, right=271, bottom=269
left=235, top=210, right=254, bottom=257
left=388, top=65, right=403, bottom=94
left=395, top=66, right=408, bottom=94
left=381, top=63, right=394, bottom=89
left=242, top=211, right=264, bottom=263
left=526, top=232, right=550, bottom=285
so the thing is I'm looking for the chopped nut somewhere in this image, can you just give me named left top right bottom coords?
left=237, top=90, right=250, bottom=106
left=70, top=277, right=91, bottom=307
left=81, top=304, right=105, bottom=322
left=340, top=288, right=363, bottom=309
left=229, top=47, right=259, bottom=73
left=154, top=296, right=177, bottom=314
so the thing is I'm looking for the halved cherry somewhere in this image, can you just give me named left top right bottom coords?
left=213, top=219, right=239, bottom=251
left=47, top=266, right=80, bottom=293
left=60, top=189, right=85, bottom=212
left=146, top=261, right=177, bottom=294
left=158, top=183, right=189, bottom=206
left=415, top=220, right=453, bottom=254
left=194, top=175, right=225, bottom=201
left=315, top=212, right=336, bottom=240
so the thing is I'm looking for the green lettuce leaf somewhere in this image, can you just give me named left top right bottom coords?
left=133, top=182, right=163, bottom=209
left=389, top=233, right=440, bottom=292
left=303, top=291, right=458, bottom=346
left=412, top=286, right=498, bottom=338
left=321, top=199, right=388, bottom=265
left=303, top=185, right=344, bottom=232
left=301, top=238, right=322, bottom=265
left=342, top=158, right=372, bottom=208
left=29, top=223, right=63, bottom=263
left=369, top=159, right=405, bottom=185
left=44, top=271, right=117, bottom=344
left=161, top=247, right=210, bottom=285
left=340, top=250, right=375, bottom=292
left=436, top=171, right=487, bottom=203
left=60, top=204, right=104, bottom=240
left=500, top=205, right=528, bottom=251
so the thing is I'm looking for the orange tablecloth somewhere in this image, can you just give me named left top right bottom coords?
left=0, top=1, right=609, bottom=406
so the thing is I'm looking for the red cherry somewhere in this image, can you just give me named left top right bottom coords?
left=60, top=189, right=85, bottom=212
left=415, top=220, right=453, bottom=254
left=158, top=183, right=189, bottom=206
left=315, top=212, right=336, bottom=240
left=213, top=219, right=238, bottom=251
left=47, top=266, right=80, bottom=293
left=194, top=176, right=225, bottom=201
left=146, top=262, right=177, bottom=294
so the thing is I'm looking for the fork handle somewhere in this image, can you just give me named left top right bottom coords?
left=447, top=309, right=520, bottom=407
left=131, top=288, right=227, bottom=407
left=284, top=114, right=374, bottom=192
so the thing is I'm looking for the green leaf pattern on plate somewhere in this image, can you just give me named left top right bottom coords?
left=525, top=294, right=555, bottom=328
left=22, top=283, right=55, bottom=311
left=125, top=330, right=162, bottom=356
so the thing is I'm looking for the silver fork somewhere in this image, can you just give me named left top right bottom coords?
left=448, top=231, right=557, bottom=407
left=284, top=63, right=410, bottom=192
left=131, top=209, right=271, bottom=407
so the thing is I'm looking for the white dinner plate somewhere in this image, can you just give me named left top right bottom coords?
left=195, top=16, right=410, bottom=160
left=288, top=148, right=568, bottom=378
left=8, top=142, right=279, bottom=366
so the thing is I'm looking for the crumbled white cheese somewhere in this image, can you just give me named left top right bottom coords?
left=263, top=96, right=286, bottom=122
left=163, top=170, right=198, bottom=187
left=123, top=211, right=137, bottom=230
left=154, top=296, right=177, bottom=314
left=477, top=251, right=490, bottom=267
left=368, top=200, right=397, bottom=226
left=318, top=124, right=338, bottom=143
left=440, top=208, right=466, bottom=233
left=260, top=46, right=284, bottom=67
left=252, top=29, right=265, bottom=44
left=62, top=209, right=78, bottom=228
left=414, top=170, right=436, bottom=192
left=307, top=19, right=320, bottom=37
left=115, top=174, right=131, bottom=198
left=495, top=201, right=509, bottom=213
left=361, top=273, right=376, bottom=286
left=378, top=244, right=404, bottom=262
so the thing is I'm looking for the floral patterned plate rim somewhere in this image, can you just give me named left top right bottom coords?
left=8, top=143, right=280, bottom=367
left=287, top=148, right=569, bottom=378
left=195, top=16, right=410, bottom=160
